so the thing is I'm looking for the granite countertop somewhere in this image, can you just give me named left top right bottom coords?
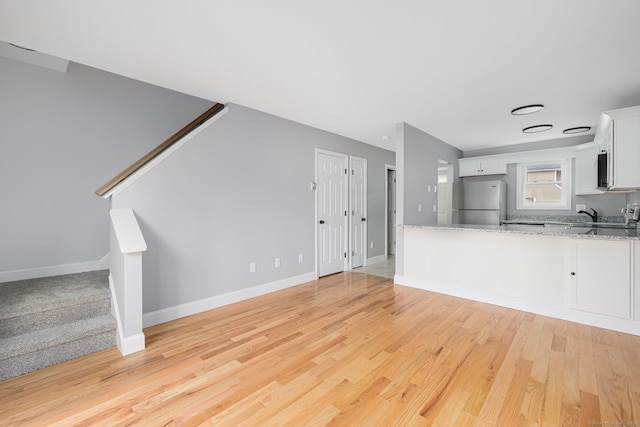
left=405, top=222, right=640, bottom=241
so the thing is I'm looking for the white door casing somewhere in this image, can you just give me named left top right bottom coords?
left=350, top=156, right=367, bottom=268
left=316, top=149, right=348, bottom=277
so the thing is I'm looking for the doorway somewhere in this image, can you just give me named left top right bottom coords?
left=437, top=160, right=454, bottom=225
left=386, top=166, right=396, bottom=256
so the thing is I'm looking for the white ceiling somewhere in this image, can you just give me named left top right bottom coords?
left=1, top=1, right=640, bottom=152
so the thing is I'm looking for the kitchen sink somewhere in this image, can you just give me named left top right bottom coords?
left=569, top=222, right=637, bottom=229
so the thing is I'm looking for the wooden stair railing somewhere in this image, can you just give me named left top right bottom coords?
left=95, top=103, right=225, bottom=197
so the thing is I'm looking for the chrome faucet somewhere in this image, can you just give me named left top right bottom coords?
left=578, top=208, right=598, bottom=222
left=622, top=204, right=640, bottom=226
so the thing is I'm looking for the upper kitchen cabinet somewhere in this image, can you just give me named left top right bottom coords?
left=595, top=105, right=640, bottom=191
left=458, top=157, right=506, bottom=177
left=575, top=143, right=604, bottom=195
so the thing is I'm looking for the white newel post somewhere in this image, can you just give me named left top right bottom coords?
left=109, top=208, right=147, bottom=355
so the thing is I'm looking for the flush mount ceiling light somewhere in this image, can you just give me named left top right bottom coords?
left=522, top=124, right=553, bottom=133
left=563, top=126, right=591, bottom=134
left=511, top=104, right=544, bottom=115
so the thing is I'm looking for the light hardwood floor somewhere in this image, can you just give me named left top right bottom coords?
left=1, top=272, right=639, bottom=426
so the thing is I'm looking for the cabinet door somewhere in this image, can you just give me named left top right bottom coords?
left=458, top=158, right=506, bottom=177
left=570, top=239, right=631, bottom=319
left=612, top=116, right=640, bottom=189
left=480, top=159, right=506, bottom=175
left=459, top=160, right=482, bottom=177
left=575, top=145, right=604, bottom=195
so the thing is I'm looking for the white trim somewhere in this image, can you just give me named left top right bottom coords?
left=366, top=254, right=387, bottom=266
left=395, top=275, right=640, bottom=337
left=97, top=253, right=110, bottom=270
left=143, top=271, right=317, bottom=328
left=118, top=333, right=146, bottom=356
left=516, top=158, right=572, bottom=211
left=0, top=256, right=109, bottom=283
left=102, top=106, right=229, bottom=198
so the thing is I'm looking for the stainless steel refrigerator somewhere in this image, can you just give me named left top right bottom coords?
left=454, top=180, right=506, bottom=225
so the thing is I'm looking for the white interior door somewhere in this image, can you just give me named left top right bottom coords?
left=387, top=169, right=396, bottom=255
left=317, top=150, right=348, bottom=277
left=350, top=156, right=367, bottom=268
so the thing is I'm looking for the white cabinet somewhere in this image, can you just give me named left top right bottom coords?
left=595, top=106, right=640, bottom=190
left=574, top=144, right=604, bottom=195
left=459, top=158, right=506, bottom=177
left=569, top=239, right=632, bottom=319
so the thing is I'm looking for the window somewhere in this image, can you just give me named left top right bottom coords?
left=516, top=160, right=571, bottom=210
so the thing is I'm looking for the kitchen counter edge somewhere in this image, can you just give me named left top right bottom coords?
left=403, top=223, right=640, bottom=241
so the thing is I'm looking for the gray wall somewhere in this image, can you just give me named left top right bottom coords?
left=111, top=104, right=395, bottom=314
left=400, top=123, right=462, bottom=225
left=0, top=57, right=214, bottom=272
left=395, top=122, right=462, bottom=277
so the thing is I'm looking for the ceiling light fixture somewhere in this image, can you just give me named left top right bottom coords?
left=522, top=124, right=553, bottom=133
left=562, top=126, right=591, bottom=134
left=511, top=104, right=544, bottom=115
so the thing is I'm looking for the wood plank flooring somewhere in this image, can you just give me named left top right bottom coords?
left=1, top=272, right=639, bottom=426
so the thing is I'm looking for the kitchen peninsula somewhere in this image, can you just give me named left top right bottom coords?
left=395, top=223, right=640, bottom=336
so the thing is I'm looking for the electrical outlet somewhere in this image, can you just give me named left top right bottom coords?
left=427, top=185, right=431, bottom=193
left=275, top=258, right=280, bottom=268
left=370, top=241, right=374, bottom=248
left=576, top=204, right=586, bottom=212
left=249, top=262, right=256, bottom=273
left=433, top=204, right=437, bottom=212
left=418, top=203, right=422, bottom=212
left=298, top=253, right=303, bottom=263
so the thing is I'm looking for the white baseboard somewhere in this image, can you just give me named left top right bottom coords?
left=366, top=254, right=387, bottom=265
left=143, top=271, right=318, bottom=328
left=395, top=275, right=640, bottom=337
left=118, top=333, right=146, bottom=356
left=0, top=255, right=110, bottom=283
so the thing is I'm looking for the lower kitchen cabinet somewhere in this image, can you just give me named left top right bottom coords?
left=569, top=239, right=632, bottom=319
left=400, top=226, right=640, bottom=335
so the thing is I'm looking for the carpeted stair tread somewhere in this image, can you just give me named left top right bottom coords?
left=0, top=314, right=116, bottom=361
left=0, top=270, right=110, bottom=320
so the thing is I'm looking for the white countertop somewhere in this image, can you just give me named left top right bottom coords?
left=404, top=223, right=640, bottom=240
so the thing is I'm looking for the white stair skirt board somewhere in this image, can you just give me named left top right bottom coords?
left=0, top=254, right=110, bottom=284
left=366, top=254, right=387, bottom=266
left=395, top=275, right=640, bottom=337
left=143, top=272, right=317, bottom=328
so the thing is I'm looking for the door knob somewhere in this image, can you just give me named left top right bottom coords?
left=570, top=272, right=576, bottom=276
left=319, top=220, right=325, bottom=224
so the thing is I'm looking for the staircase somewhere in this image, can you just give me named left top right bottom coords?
left=0, top=270, right=117, bottom=381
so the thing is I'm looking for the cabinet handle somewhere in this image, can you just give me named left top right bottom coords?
left=570, top=272, right=576, bottom=276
